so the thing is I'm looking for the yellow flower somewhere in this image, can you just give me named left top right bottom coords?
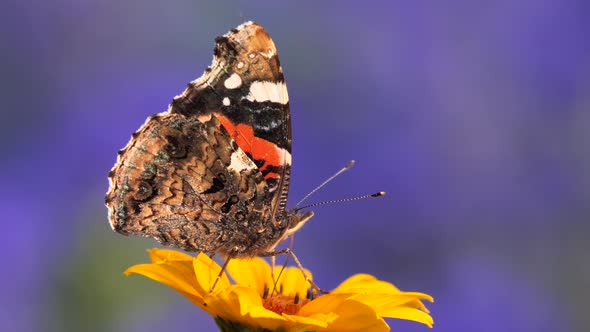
left=125, top=248, right=434, bottom=332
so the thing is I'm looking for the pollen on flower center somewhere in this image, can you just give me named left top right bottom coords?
left=263, top=293, right=309, bottom=315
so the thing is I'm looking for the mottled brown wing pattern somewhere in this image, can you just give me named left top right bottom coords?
left=105, top=112, right=280, bottom=255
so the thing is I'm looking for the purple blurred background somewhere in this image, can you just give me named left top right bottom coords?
left=4, top=0, right=589, bottom=331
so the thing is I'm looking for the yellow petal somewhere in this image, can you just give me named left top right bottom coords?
left=300, top=280, right=433, bottom=330
left=333, top=274, right=400, bottom=294
left=298, top=293, right=352, bottom=316
left=379, top=306, right=434, bottom=328
left=233, top=286, right=287, bottom=329
left=273, top=266, right=312, bottom=298
left=351, top=292, right=433, bottom=313
left=282, top=312, right=333, bottom=330
left=202, top=287, right=241, bottom=322
left=124, top=263, right=203, bottom=308
left=193, top=253, right=231, bottom=295
left=247, top=306, right=288, bottom=329
left=226, top=257, right=273, bottom=296
left=148, top=248, right=193, bottom=263
left=205, top=285, right=286, bottom=330
left=346, top=292, right=434, bottom=327
left=322, top=299, right=390, bottom=332
left=334, top=274, right=433, bottom=314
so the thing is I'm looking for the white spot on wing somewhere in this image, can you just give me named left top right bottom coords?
left=228, top=151, right=257, bottom=173
left=262, top=47, right=275, bottom=58
left=246, top=81, right=289, bottom=104
left=224, top=73, right=242, bottom=89
left=223, top=97, right=231, bottom=106
left=197, top=113, right=212, bottom=123
left=284, top=150, right=292, bottom=165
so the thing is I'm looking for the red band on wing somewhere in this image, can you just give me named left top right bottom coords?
left=215, top=114, right=284, bottom=179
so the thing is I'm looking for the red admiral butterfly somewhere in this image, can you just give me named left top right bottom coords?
left=105, top=22, right=314, bottom=259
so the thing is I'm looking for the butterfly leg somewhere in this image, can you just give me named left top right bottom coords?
left=261, top=248, right=329, bottom=294
left=269, top=234, right=295, bottom=294
left=270, top=255, right=278, bottom=291
left=210, top=256, right=232, bottom=292
left=270, top=255, right=276, bottom=280
left=269, top=234, right=295, bottom=295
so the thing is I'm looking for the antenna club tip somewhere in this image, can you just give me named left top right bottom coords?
left=345, top=160, right=356, bottom=169
left=371, top=191, right=386, bottom=197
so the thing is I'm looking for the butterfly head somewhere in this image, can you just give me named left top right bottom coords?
left=283, top=209, right=314, bottom=238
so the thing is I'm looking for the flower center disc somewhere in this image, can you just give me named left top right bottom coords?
left=263, top=294, right=309, bottom=315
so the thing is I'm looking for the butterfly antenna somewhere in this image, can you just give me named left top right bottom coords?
left=296, top=191, right=385, bottom=211
left=295, top=160, right=356, bottom=208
